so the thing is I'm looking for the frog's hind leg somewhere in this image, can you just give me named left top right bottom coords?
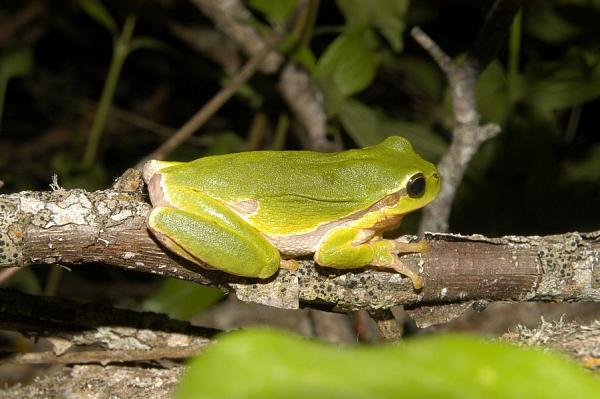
left=146, top=217, right=216, bottom=269
left=147, top=188, right=281, bottom=279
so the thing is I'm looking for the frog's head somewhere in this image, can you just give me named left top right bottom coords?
left=374, top=136, right=441, bottom=216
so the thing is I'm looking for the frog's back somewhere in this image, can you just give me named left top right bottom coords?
left=171, top=148, right=396, bottom=200
left=161, top=137, right=425, bottom=234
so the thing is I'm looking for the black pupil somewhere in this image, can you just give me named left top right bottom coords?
left=408, top=174, right=426, bottom=198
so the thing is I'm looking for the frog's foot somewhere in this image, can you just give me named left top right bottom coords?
left=393, top=239, right=428, bottom=254
left=280, top=259, right=299, bottom=271
left=379, top=257, right=423, bottom=290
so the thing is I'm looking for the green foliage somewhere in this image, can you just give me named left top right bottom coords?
left=4, top=269, right=41, bottom=295
left=128, top=36, right=168, bottom=53
left=524, top=51, right=600, bottom=111
left=336, top=0, right=409, bottom=51
left=476, top=61, right=510, bottom=125
left=562, top=144, right=600, bottom=183
left=141, top=278, right=223, bottom=320
left=525, top=5, right=581, bottom=45
left=338, top=98, right=381, bottom=146
left=175, top=329, right=600, bottom=399
left=314, top=1, right=443, bottom=157
left=316, top=29, right=379, bottom=98
left=248, top=0, right=297, bottom=23
left=0, top=47, right=33, bottom=83
left=81, top=13, right=138, bottom=169
left=339, top=98, right=446, bottom=160
left=382, top=54, right=444, bottom=100
left=78, top=0, right=118, bottom=36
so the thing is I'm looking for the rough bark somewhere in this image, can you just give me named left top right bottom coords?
left=503, top=319, right=600, bottom=370
left=0, top=364, right=184, bottom=399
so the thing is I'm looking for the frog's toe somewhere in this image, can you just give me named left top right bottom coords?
left=280, top=259, right=299, bottom=271
left=393, top=239, right=428, bottom=254
left=387, top=258, right=423, bottom=290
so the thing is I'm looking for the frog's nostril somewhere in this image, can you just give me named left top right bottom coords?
left=433, top=172, right=439, bottom=180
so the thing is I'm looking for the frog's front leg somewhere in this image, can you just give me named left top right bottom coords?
left=147, top=187, right=280, bottom=278
left=314, top=227, right=425, bottom=289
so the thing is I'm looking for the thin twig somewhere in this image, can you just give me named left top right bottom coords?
left=369, top=309, right=403, bottom=341
left=410, top=27, right=454, bottom=77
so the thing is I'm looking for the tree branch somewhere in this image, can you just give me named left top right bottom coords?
left=503, top=318, right=600, bottom=370
left=0, top=363, right=183, bottom=398
left=1, top=171, right=598, bottom=314
left=0, top=287, right=216, bottom=364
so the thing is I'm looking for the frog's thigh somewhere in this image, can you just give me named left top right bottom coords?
left=314, top=227, right=423, bottom=289
left=148, top=190, right=280, bottom=279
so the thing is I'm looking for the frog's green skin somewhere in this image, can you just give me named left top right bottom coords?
left=143, top=136, right=440, bottom=289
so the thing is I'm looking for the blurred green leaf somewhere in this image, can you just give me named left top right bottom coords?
left=525, top=6, right=581, bottom=45
left=317, top=74, right=346, bottom=118
left=336, top=0, right=408, bottom=51
left=248, top=0, right=297, bottom=23
left=338, top=98, right=383, bottom=147
left=370, top=0, right=409, bottom=51
left=78, top=0, right=118, bottom=36
left=562, top=144, right=600, bottom=183
left=381, top=54, right=443, bottom=100
left=291, top=45, right=317, bottom=72
left=527, top=76, right=600, bottom=110
left=142, top=278, right=224, bottom=320
left=521, top=48, right=600, bottom=110
left=175, top=329, right=600, bottom=399
left=339, top=99, right=446, bottom=157
left=335, top=0, right=370, bottom=27
left=316, top=29, right=379, bottom=97
left=129, top=36, right=167, bottom=53
left=379, top=118, right=447, bottom=161
left=6, top=269, right=41, bottom=295
left=476, top=61, right=511, bottom=125
left=0, top=47, right=33, bottom=80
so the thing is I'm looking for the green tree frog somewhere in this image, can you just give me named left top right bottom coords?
left=143, top=136, right=440, bottom=289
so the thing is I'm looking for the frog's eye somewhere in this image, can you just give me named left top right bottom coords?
left=407, top=173, right=426, bottom=198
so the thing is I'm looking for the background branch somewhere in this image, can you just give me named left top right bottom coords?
left=0, top=287, right=215, bottom=364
